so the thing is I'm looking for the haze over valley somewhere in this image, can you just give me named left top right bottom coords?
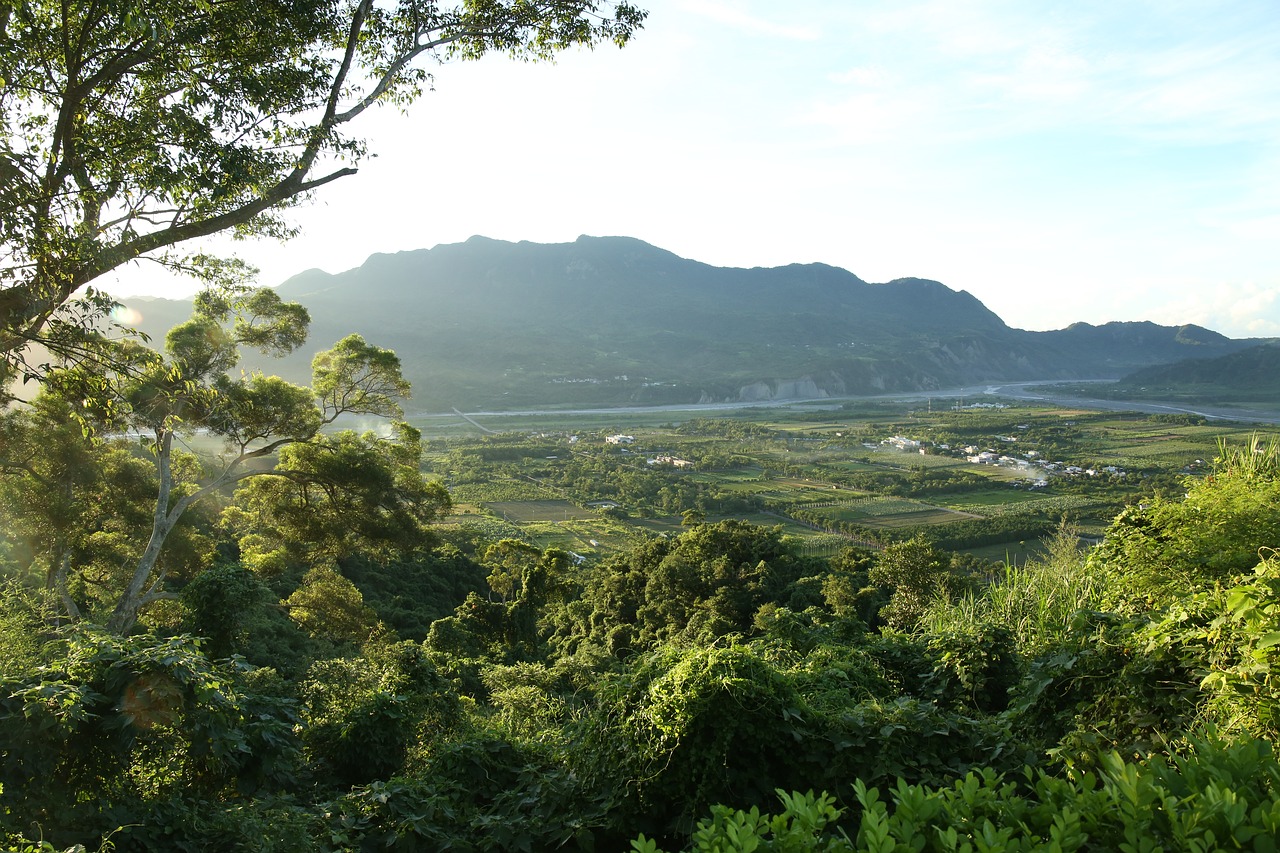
left=125, top=235, right=1275, bottom=412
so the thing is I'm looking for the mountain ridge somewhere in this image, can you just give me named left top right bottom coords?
left=125, top=236, right=1260, bottom=410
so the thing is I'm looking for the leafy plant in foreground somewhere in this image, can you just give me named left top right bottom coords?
left=636, top=735, right=1280, bottom=853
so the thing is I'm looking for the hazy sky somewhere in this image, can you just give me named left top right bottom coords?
left=103, top=0, right=1280, bottom=338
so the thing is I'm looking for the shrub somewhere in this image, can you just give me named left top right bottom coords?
left=638, top=735, right=1280, bottom=853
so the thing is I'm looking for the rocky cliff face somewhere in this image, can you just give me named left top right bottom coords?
left=736, top=378, right=834, bottom=402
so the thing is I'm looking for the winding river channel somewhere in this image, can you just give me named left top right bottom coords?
left=422, top=380, right=1280, bottom=427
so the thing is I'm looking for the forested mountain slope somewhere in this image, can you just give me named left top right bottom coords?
left=126, top=236, right=1253, bottom=410
left=1120, top=342, right=1280, bottom=394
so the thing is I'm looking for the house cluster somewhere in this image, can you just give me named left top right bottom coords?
left=966, top=449, right=1034, bottom=470
left=959, top=444, right=1127, bottom=482
left=647, top=455, right=694, bottom=468
left=882, top=435, right=922, bottom=451
left=1039, top=462, right=1126, bottom=478
left=605, top=434, right=635, bottom=445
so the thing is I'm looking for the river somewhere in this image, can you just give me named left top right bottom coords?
left=416, top=380, right=1280, bottom=426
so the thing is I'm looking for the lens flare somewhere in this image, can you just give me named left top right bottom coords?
left=111, top=306, right=143, bottom=326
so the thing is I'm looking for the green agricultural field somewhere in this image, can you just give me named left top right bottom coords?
left=693, top=473, right=864, bottom=504
left=448, top=481, right=560, bottom=503
left=945, top=494, right=1095, bottom=517
left=631, top=512, right=838, bottom=543
left=686, top=467, right=768, bottom=484
left=830, top=460, right=888, bottom=473
left=514, top=519, right=636, bottom=555
left=803, top=497, right=979, bottom=528
left=485, top=500, right=597, bottom=523
left=727, top=512, right=837, bottom=539
left=933, top=489, right=1036, bottom=508
left=419, top=402, right=1278, bottom=568
left=867, top=450, right=969, bottom=470
left=861, top=508, right=976, bottom=529
left=965, top=539, right=1050, bottom=566
left=771, top=477, right=869, bottom=496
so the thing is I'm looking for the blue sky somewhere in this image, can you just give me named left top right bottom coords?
left=106, top=0, right=1280, bottom=338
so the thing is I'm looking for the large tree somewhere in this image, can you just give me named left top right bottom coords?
left=0, top=0, right=644, bottom=392
left=1, top=287, right=449, bottom=632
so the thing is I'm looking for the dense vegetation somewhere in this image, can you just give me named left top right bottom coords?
left=3, top=372, right=1280, bottom=850
left=13, top=3, right=1278, bottom=849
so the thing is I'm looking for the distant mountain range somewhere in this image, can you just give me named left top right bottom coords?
left=125, top=236, right=1265, bottom=411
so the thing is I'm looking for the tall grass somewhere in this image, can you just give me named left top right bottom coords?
left=1213, top=433, right=1280, bottom=481
left=918, top=520, right=1103, bottom=654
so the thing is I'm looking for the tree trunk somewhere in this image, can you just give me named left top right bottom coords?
left=106, top=429, right=177, bottom=634
left=50, top=550, right=82, bottom=623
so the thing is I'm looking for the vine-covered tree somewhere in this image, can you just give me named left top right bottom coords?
left=0, top=0, right=645, bottom=393
left=869, top=534, right=970, bottom=630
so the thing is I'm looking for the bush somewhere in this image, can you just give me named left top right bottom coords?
left=638, top=735, right=1280, bottom=853
left=0, top=629, right=299, bottom=848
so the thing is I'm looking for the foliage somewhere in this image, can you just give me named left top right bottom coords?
left=225, top=428, right=451, bottom=577
left=0, top=394, right=215, bottom=623
left=2, top=289, right=445, bottom=633
left=919, top=521, right=1101, bottom=656
left=559, top=520, right=823, bottom=655
left=632, top=789, right=851, bottom=853
left=1008, top=609, right=1206, bottom=767
left=577, top=643, right=816, bottom=839
left=299, top=640, right=460, bottom=788
left=0, top=629, right=299, bottom=847
left=923, top=625, right=1019, bottom=715
left=577, top=639, right=1015, bottom=843
left=1176, top=552, right=1280, bottom=741
left=283, top=566, right=381, bottom=645
left=0, top=0, right=645, bottom=391
left=341, top=545, right=488, bottom=640
left=1090, top=434, right=1280, bottom=610
left=324, top=736, right=614, bottom=852
left=638, top=735, right=1280, bottom=853
left=4, top=416, right=1280, bottom=850
left=869, top=535, right=972, bottom=631
left=180, top=562, right=272, bottom=658
left=0, top=580, right=59, bottom=679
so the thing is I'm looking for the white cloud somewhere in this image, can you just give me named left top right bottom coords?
left=808, top=1, right=1280, bottom=145
left=827, top=66, right=890, bottom=87
left=1149, top=279, right=1280, bottom=338
left=96, top=0, right=1280, bottom=348
left=677, top=0, right=821, bottom=41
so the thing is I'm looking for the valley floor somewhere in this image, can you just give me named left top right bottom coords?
left=415, top=379, right=1280, bottom=427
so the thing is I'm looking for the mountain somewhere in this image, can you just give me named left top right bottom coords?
left=125, top=236, right=1257, bottom=411
left=1111, top=343, right=1280, bottom=402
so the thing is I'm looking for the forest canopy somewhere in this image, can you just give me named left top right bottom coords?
left=3, top=436, right=1280, bottom=850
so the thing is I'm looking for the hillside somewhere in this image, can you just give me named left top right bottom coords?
left=1109, top=342, right=1280, bottom=403
left=1122, top=342, right=1280, bottom=388
left=125, top=236, right=1254, bottom=410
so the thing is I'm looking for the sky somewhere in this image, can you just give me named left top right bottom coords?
left=102, top=0, right=1280, bottom=339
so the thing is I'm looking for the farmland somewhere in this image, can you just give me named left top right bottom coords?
left=416, top=398, right=1275, bottom=564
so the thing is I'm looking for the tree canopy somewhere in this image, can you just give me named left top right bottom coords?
left=0, top=0, right=645, bottom=394
left=0, top=287, right=449, bottom=632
